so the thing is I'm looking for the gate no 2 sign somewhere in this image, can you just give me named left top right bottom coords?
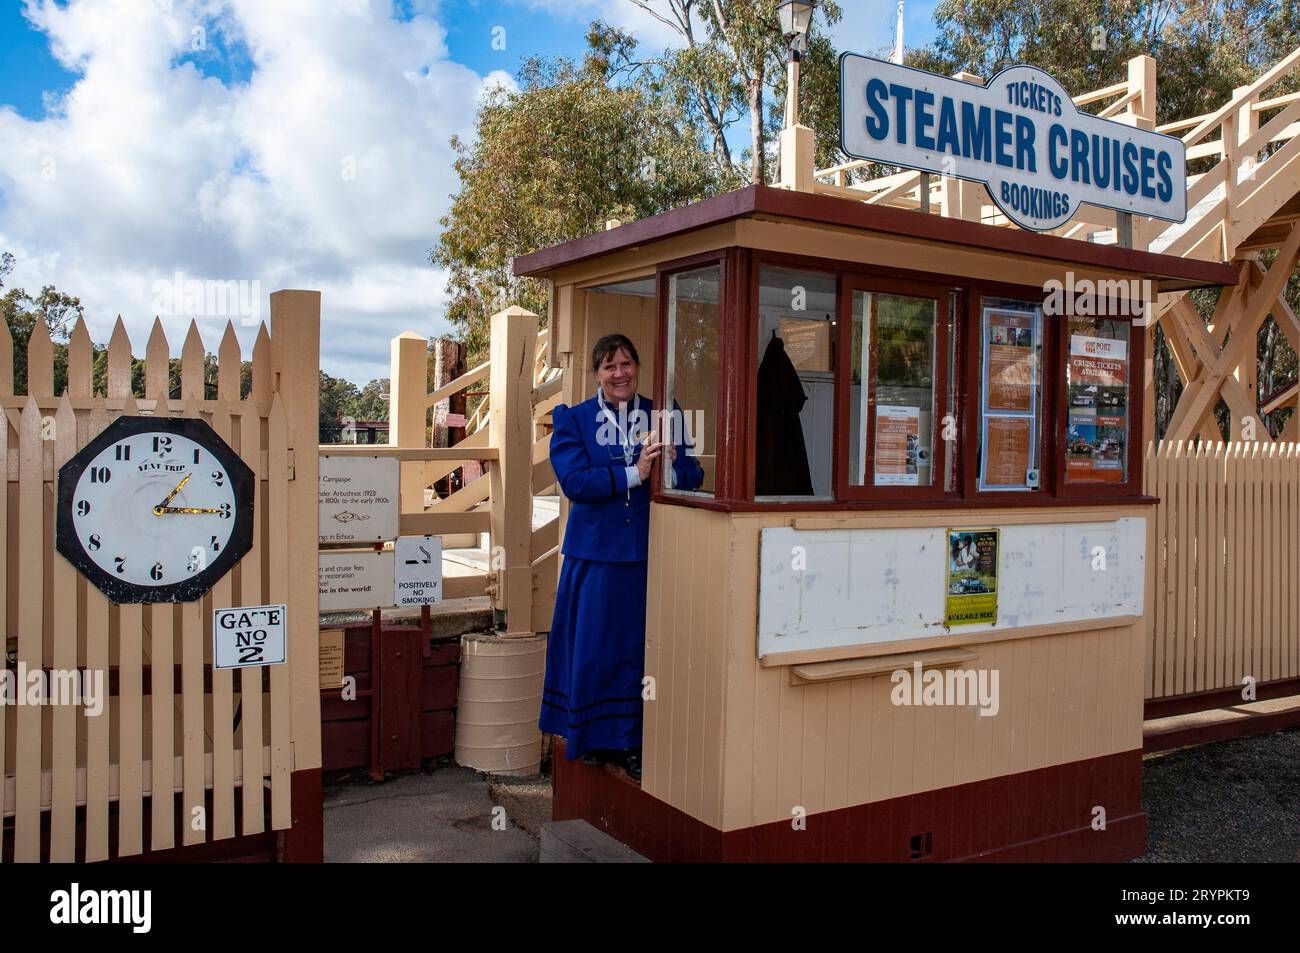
left=214, top=604, right=288, bottom=669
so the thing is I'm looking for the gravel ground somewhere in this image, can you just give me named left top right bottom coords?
left=1136, top=728, right=1300, bottom=862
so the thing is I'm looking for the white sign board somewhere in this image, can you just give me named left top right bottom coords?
left=319, top=455, right=399, bottom=543
left=394, top=535, right=443, bottom=607
left=757, top=518, right=1146, bottom=658
left=214, top=604, right=287, bottom=670
left=319, top=550, right=396, bottom=612
left=839, top=55, right=1186, bottom=231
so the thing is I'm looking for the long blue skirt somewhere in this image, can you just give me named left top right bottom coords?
left=540, top=556, right=648, bottom=760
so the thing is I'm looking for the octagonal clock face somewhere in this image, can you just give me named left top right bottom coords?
left=56, top=416, right=255, bottom=604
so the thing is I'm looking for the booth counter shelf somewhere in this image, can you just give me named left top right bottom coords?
left=516, top=184, right=1235, bottom=862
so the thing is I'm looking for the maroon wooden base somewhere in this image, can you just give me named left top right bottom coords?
left=321, top=625, right=459, bottom=773
left=1144, top=677, right=1300, bottom=720
left=276, top=768, right=324, bottom=862
left=551, top=738, right=1147, bottom=862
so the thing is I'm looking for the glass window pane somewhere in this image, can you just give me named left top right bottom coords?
left=977, top=297, right=1043, bottom=491
left=849, top=291, right=938, bottom=487
left=755, top=266, right=837, bottom=498
left=665, top=266, right=719, bottom=495
left=1066, top=317, right=1131, bottom=483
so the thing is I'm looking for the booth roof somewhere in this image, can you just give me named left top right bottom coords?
left=513, top=184, right=1238, bottom=292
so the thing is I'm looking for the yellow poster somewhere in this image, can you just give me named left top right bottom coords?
left=944, top=529, right=999, bottom=626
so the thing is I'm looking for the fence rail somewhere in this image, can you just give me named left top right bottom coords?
left=1144, top=440, right=1300, bottom=702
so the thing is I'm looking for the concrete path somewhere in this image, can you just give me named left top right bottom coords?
left=324, top=765, right=539, bottom=863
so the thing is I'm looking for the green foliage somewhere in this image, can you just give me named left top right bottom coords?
left=909, top=0, right=1298, bottom=126
left=319, top=371, right=390, bottom=436
left=432, top=22, right=727, bottom=365
left=2, top=283, right=82, bottom=395
left=633, top=0, right=843, bottom=182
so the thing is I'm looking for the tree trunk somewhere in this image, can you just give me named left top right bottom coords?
left=749, top=78, right=765, bottom=185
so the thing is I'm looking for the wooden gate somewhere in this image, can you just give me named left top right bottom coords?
left=1, top=290, right=321, bottom=862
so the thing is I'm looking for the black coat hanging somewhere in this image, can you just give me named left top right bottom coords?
left=755, top=333, right=814, bottom=495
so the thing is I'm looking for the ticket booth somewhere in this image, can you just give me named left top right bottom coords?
left=516, top=184, right=1234, bottom=862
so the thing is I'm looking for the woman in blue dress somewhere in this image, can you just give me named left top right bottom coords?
left=540, top=333, right=704, bottom=780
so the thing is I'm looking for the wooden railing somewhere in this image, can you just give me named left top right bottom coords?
left=327, top=307, right=558, bottom=634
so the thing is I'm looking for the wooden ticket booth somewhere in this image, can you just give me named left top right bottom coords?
left=516, top=185, right=1235, bottom=862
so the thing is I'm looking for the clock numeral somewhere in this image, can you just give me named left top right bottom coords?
left=211, top=535, right=221, bottom=552
left=89, top=466, right=111, bottom=483
left=193, top=448, right=201, bottom=464
left=87, top=534, right=101, bottom=551
left=114, top=556, right=126, bottom=574
left=114, top=444, right=131, bottom=461
left=150, top=562, right=164, bottom=581
left=153, top=436, right=172, bottom=453
left=211, top=469, right=225, bottom=487
left=76, top=500, right=91, bottom=517
left=188, top=547, right=206, bottom=573
left=219, top=503, right=232, bottom=520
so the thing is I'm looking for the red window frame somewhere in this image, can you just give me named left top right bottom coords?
left=647, top=250, right=1151, bottom=512
left=1052, top=303, right=1147, bottom=499
left=835, top=272, right=955, bottom=503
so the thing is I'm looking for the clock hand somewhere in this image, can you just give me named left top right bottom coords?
left=157, top=506, right=224, bottom=515
left=153, top=472, right=193, bottom=515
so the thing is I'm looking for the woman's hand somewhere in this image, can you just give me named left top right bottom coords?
left=636, top=440, right=664, bottom=481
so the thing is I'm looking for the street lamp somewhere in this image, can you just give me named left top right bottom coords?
left=778, top=0, right=816, bottom=129
left=778, top=0, right=815, bottom=57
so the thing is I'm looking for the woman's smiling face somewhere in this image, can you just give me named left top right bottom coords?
left=596, top=346, right=638, bottom=403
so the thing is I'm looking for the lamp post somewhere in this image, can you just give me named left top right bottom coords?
left=778, top=0, right=815, bottom=129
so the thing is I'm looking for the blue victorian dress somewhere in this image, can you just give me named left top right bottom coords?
left=540, top=392, right=704, bottom=759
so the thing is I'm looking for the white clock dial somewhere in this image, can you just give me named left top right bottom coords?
left=70, top=430, right=239, bottom=588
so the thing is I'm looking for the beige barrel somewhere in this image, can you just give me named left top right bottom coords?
left=454, top=633, right=547, bottom=775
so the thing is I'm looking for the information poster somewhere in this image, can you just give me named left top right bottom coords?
left=874, top=405, right=921, bottom=485
left=319, top=455, right=400, bottom=543
left=319, top=550, right=396, bottom=612
left=945, top=529, right=999, bottom=626
left=983, top=417, right=1032, bottom=487
left=1067, top=334, right=1128, bottom=482
left=985, top=311, right=1036, bottom=411
left=779, top=316, right=832, bottom=372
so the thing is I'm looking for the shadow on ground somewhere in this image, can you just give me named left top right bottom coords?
left=324, top=761, right=540, bottom=863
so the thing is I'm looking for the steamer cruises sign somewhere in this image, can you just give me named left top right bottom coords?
left=839, top=55, right=1187, bottom=232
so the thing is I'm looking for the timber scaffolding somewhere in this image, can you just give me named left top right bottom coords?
left=376, top=49, right=1300, bottom=730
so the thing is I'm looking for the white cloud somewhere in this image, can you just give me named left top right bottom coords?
left=0, top=0, right=500, bottom=383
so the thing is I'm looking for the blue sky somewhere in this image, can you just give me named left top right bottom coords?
left=0, top=0, right=939, bottom=383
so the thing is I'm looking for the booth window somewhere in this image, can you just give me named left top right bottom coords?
left=663, top=264, right=720, bottom=496
left=1064, top=316, right=1132, bottom=485
left=840, top=276, right=951, bottom=500
left=975, top=296, right=1044, bottom=493
left=754, top=266, right=836, bottom=499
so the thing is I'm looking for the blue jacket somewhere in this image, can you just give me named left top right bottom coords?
left=550, top=394, right=705, bottom=562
